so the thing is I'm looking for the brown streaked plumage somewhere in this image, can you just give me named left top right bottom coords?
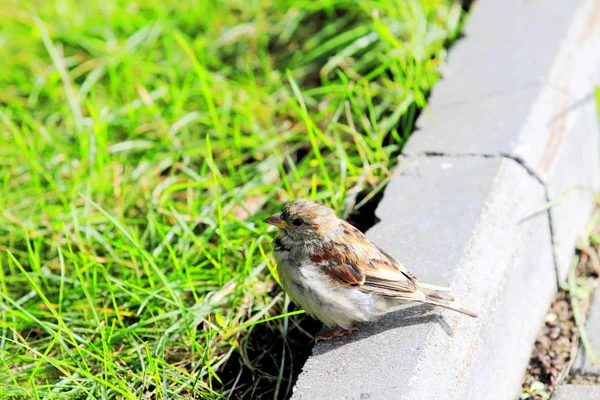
left=264, top=199, right=477, bottom=340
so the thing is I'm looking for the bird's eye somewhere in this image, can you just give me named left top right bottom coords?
left=292, top=218, right=304, bottom=226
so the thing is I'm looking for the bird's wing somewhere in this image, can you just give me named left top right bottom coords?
left=310, top=221, right=418, bottom=295
left=359, top=246, right=418, bottom=295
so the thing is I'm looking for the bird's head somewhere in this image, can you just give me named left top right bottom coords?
left=264, top=199, right=339, bottom=242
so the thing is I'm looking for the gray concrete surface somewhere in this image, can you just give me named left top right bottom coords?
left=293, top=157, right=555, bottom=399
left=552, top=385, right=600, bottom=400
left=544, top=99, right=600, bottom=282
left=573, top=291, right=600, bottom=377
left=291, top=0, right=600, bottom=397
left=403, top=0, right=600, bottom=281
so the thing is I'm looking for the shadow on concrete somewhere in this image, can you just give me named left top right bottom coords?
left=310, top=303, right=454, bottom=356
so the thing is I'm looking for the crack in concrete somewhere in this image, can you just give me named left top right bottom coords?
left=407, top=150, right=561, bottom=290
left=502, top=153, right=561, bottom=291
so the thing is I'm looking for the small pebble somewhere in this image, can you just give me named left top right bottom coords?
left=545, top=312, right=557, bottom=323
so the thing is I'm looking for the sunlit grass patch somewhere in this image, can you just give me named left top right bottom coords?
left=0, top=0, right=465, bottom=397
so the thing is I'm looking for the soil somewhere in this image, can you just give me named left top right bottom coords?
left=521, top=242, right=600, bottom=399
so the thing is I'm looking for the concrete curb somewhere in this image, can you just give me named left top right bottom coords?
left=403, top=0, right=600, bottom=282
left=292, top=0, right=600, bottom=398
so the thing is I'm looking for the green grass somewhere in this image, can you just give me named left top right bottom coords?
left=0, top=0, right=464, bottom=397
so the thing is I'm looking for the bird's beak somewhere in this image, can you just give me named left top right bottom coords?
left=264, top=213, right=287, bottom=228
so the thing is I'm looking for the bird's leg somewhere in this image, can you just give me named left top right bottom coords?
left=315, top=326, right=358, bottom=341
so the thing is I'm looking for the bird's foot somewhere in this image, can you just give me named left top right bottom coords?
left=315, top=326, right=358, bottom=341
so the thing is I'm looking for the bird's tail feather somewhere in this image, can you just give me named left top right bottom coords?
left=417, top=285, right=478, bottom=318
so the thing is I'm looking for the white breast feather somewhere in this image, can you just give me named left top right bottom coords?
left=275, top=251, right=386, bottom=329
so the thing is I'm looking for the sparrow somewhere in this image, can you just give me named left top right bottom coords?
left=264, top=199, right=477, bottom=340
